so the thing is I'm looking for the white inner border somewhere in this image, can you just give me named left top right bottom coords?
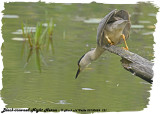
left=0, top=0, right=160, bottom=114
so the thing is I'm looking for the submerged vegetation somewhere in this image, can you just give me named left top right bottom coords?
left=22, top=18, right=55, bottom=72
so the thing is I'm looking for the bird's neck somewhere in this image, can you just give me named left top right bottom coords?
left=90, top=46, right=105, bottom=61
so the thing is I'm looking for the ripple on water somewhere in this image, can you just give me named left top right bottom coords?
left=82, top=88, right=95, bottom=90
left=131, top=25, right=144, bottom=29
left=55, top=100, right=71, bottom=104
left=3, top=15, right=19, bottom=18
left=12, top=27, right=36, bottom=35
left=142, top=32, right=154, bottom=35
left=12, top=37, right=27, bottom=41
left=138, top=20, right=151, bottom=24
left=83, top=18, right=101, bottom=24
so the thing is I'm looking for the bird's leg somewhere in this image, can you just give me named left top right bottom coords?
left=121, top=34, right=129, bottom=50
left=105, top=35, right=113, bottom=45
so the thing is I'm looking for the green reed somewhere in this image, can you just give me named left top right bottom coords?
left=22, top=18, right=55, bottom=72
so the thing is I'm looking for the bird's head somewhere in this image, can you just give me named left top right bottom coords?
left=75, top=53, right=92, bottom=79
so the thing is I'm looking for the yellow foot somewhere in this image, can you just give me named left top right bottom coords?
left=123, top=47, right=128, bottom=50
left=107, top=39, right=114, bottom=45
left=105, top=35, right=114, bottom=45
left=121, top=34, right=129, bottom=50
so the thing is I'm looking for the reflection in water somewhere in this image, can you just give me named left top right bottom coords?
left=148, top=13, right=156, bottom=17
left=12, top=30, right=25, bottom=35
left=12, top=37, right=26, bottom=41
left=73, top=16, right=86, bottom=21
left=105, top=80, right=110, bottom=83
left=83, top=18, right=101, bottom=24
left=12, top=27, right=36, bottom=35
left=1, top=2, right=158, bottom=112
left=82, top=88, right=95, bottom=90
left=55, top=100, right=71, bottom=104
left=24, top=71, right=31, bottom=73
left=142, top=31, right=154, bottom=35
left=35, top=49, right=42, bottom=72
left=138, top=20, right=151, bottom=24
left=21, top=19, right=55, bottom=72
left=139, top=82, right=151, bottom=85
left=3, top=14, right=19, bottom=18
left=131, top=25, right=144, bottom=29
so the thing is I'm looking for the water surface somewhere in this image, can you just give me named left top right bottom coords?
left=1, top=2, right=158, bottom=112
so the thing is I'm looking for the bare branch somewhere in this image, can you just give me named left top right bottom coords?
left=103, top=45, right=153, bottom=84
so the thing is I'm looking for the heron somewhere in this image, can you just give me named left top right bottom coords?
left=75, top=9, right=131, bottom=79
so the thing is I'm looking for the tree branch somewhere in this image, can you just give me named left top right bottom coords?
left=103, top=45, right=154, bottom=84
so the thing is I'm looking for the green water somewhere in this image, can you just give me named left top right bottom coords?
left=1, top=2, right=158, bottom=112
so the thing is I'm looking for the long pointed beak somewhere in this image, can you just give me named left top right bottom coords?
left=75, top=68, right=80, bottom=79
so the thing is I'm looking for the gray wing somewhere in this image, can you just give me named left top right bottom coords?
left=97, top=9, right=131, bottom=46
left=115, top=10, right=131, bottom=43
left=97, top=9, right=117, bottom=46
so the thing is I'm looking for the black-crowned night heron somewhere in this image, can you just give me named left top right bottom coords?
left=75, top=9, right=131, bottom=79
